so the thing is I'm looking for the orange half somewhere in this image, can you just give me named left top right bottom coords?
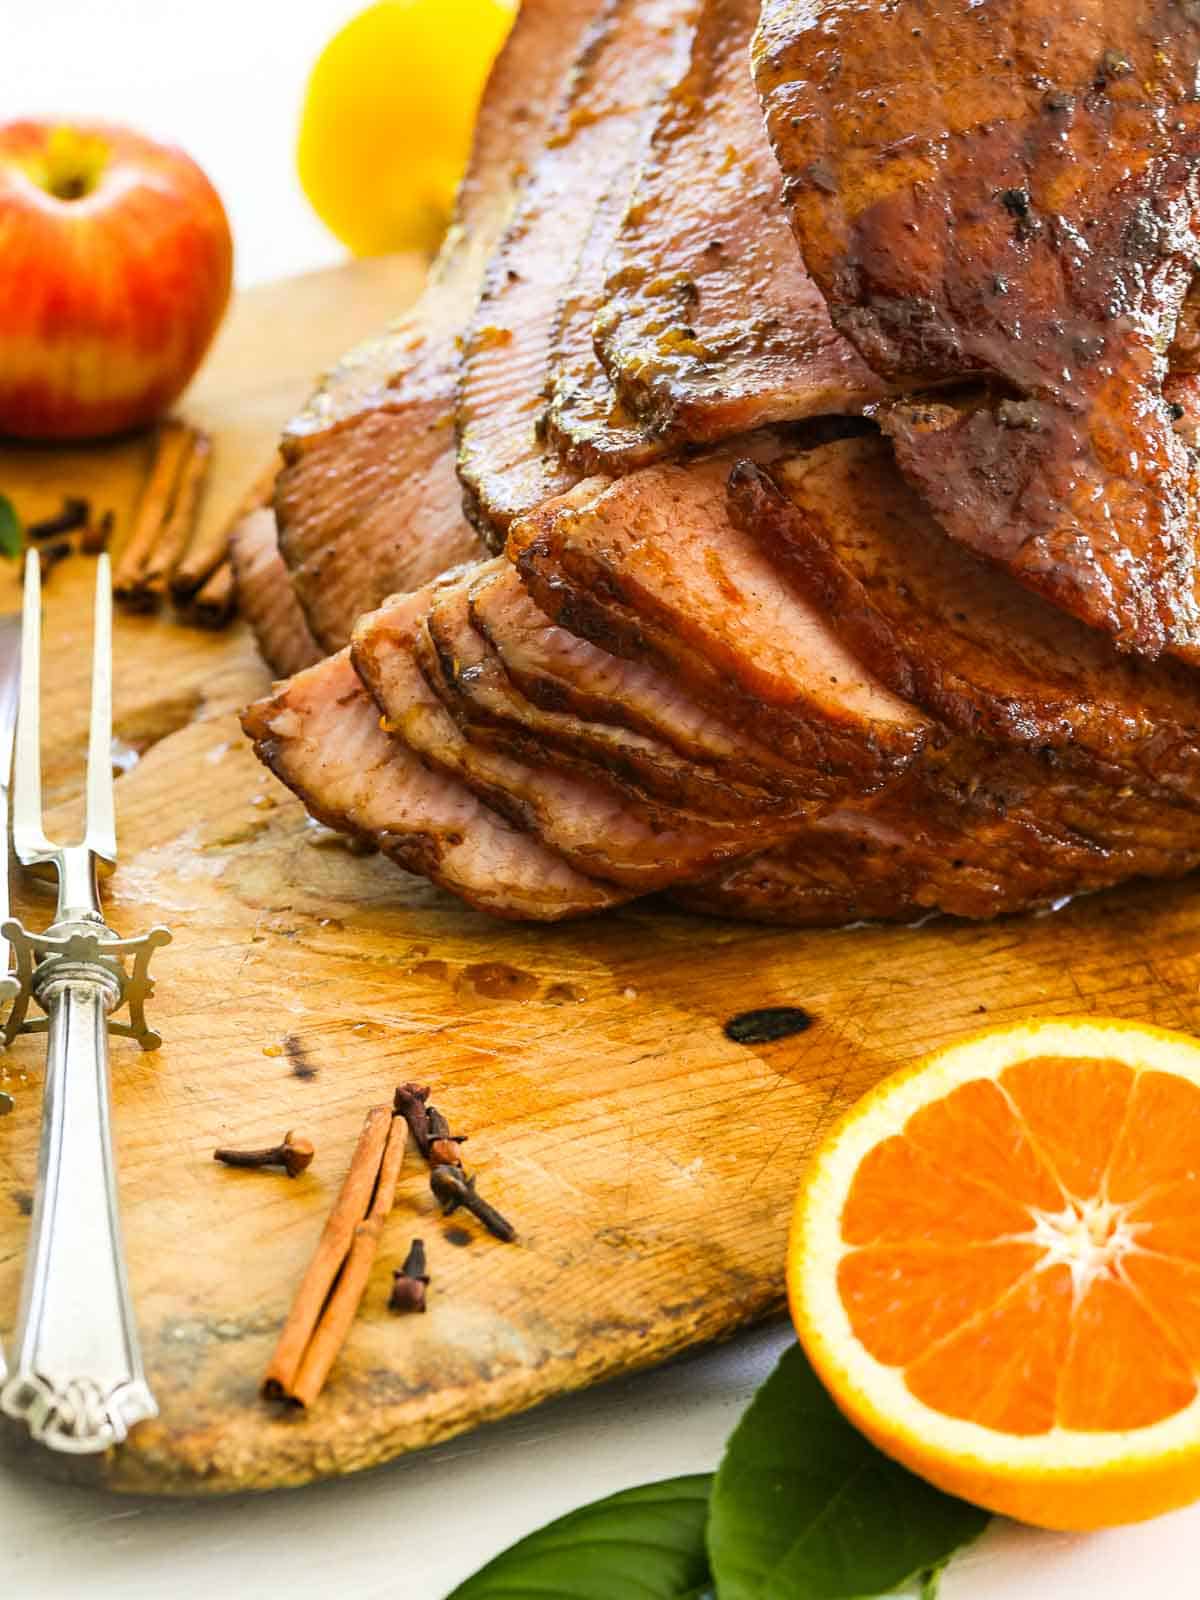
left=788, top=1017, right=1200, bottom=1530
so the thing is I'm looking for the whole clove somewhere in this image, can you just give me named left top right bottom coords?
left=37, top=540, right=72, bottom=581
left=395, top=1080, right=515, bottom=1242
left=27, top=497, right=88, bottom=541
left=430, top=1165, right=516, bottom=1243
left=425, top=1101, right=468, bottom=1169
left=393, top=1082, right=433, bottom=1158
left=213, top=1129, right=314, bottom=1178
left=389, top=1238, right=430, bottom=1313
left=80, top=509, right=115, bottom=556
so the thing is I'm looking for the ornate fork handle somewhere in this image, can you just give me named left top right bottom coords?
left=0, top=919, right=161, bottom=1452
left=1, top=553, right=172, bottom=1450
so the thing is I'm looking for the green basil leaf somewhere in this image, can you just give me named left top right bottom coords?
left=707, top=1344, right=989, bottom=1599
left=447, top=1474, right=714, bottom=1599
left=0, top=496, right=21, bottom=560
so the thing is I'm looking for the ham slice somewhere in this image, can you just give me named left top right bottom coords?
left=273, top=0, right=607, bottom=649
left=670, top=809, right=1170, bottom=927
left=422, top=564, right=801, bottom=833
left=241, top=651, right=625, bottom=921
left=461, top=563, right=797, bottom=816
left=736, top=434, right=1200, bottom=815
left=230, top=508, right=321, bottom=679
left=592, top=0, right=884, bottom=451
left=352, top=584, right=778, bottom=889
left=456, top=0, right=697, bottom=544
left=469, top=562, right=799, bottom=791
left=675, top=747, right=1200, bottom=926
left=754, top=0, right=1200, bottom=662
left=511, top=447, right=928, bottom=789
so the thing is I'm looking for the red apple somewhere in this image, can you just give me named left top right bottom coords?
left=0, top=119, right=233, bottom=441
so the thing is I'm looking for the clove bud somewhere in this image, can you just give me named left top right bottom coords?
left=389, top=1238, right=430, bottom=1313
left=430, top=1164, right=516, bottom=1243
left=27, top=497, right=89, bottom=542
left=393, top=1082, right=433, bottom=1159
left=213, top=1129, right=314, bottom=1178
left=425, top=1101, right=468, bottom=1168
left=37, top=539, right=72, bottom=581
left=394, top=1080, right=516, bottom=1242
left=80, top=509, right=115, bottom=556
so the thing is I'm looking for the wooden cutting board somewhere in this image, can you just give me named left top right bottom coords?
left=2, top=259, right=1200, bottom=1496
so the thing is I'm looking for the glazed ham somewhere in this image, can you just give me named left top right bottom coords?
left=592, top=0, right=884, bottom=450
left=230, top=507, right=320, bottom=679
left=754, top=0, right=1200, bottom=662
left=241, top=651, right=625, bottom=919
left=241, top=0, right=1200, bottom=927
left=351, top=581, right=786, bottom=888
left=455, top=0, right=698, bottom=543
left=272, top=0, right=607, bottom=649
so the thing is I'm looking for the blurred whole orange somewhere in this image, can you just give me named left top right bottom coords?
left=0, top=120, right=233, bottom=441
left=298, top=0, right=516, bottom=258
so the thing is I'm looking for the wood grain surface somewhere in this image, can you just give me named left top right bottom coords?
left=2, top=259, right=1199, bottom=1496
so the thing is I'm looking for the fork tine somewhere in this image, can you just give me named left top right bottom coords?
left=11, top=550, right=49, bottom=864
left=85, top=553, right=116, bottom=864
left=0, top=614, right=23, bottom=1006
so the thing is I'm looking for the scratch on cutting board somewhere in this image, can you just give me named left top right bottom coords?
left=235, top=910, right=269, bottom=980
left=620, top=1116, right=638, bottom=1220
left=745, top=1062, right=852, bottom=1192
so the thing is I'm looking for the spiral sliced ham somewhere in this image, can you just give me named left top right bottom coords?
left=243, top=0, right=1200, bottom=928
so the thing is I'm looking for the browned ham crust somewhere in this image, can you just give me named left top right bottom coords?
left=593, top=0, right=884, bottom=452
left=755, top=0, right=1200, bottom=662
left=273, top=0, right=607, bottom=649
left=455, top=0, right=697, bottom=545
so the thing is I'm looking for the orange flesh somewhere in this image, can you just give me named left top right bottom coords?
left=838, top=1057, right=1200, bottom=1434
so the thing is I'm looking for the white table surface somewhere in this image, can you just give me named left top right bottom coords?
left=2, top=6, right=1198, bottom=1596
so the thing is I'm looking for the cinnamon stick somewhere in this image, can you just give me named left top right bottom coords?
left=289, top=1113, right=409, bottom=1407
left=261, top=1106, right=399, bottom=1404
left=171, top=452, right=280, bottom=601
left=141, top=431, right=212, bottom=603
left=113, top=420, right=202, bottom=611
left=184, top=558, right=236, bottom=629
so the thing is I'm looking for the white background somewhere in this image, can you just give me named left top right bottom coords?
left=1, top=0, right=356, bottom=289
left=1, top=4, right=1199, bottom=1595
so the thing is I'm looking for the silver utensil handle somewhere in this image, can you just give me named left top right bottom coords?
left=0, top=975, right=156, bottom=1452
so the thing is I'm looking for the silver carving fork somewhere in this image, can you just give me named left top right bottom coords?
left=0, top=609, right=23, bottom=1117
left=0, top=551, right=171, bottom=1453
